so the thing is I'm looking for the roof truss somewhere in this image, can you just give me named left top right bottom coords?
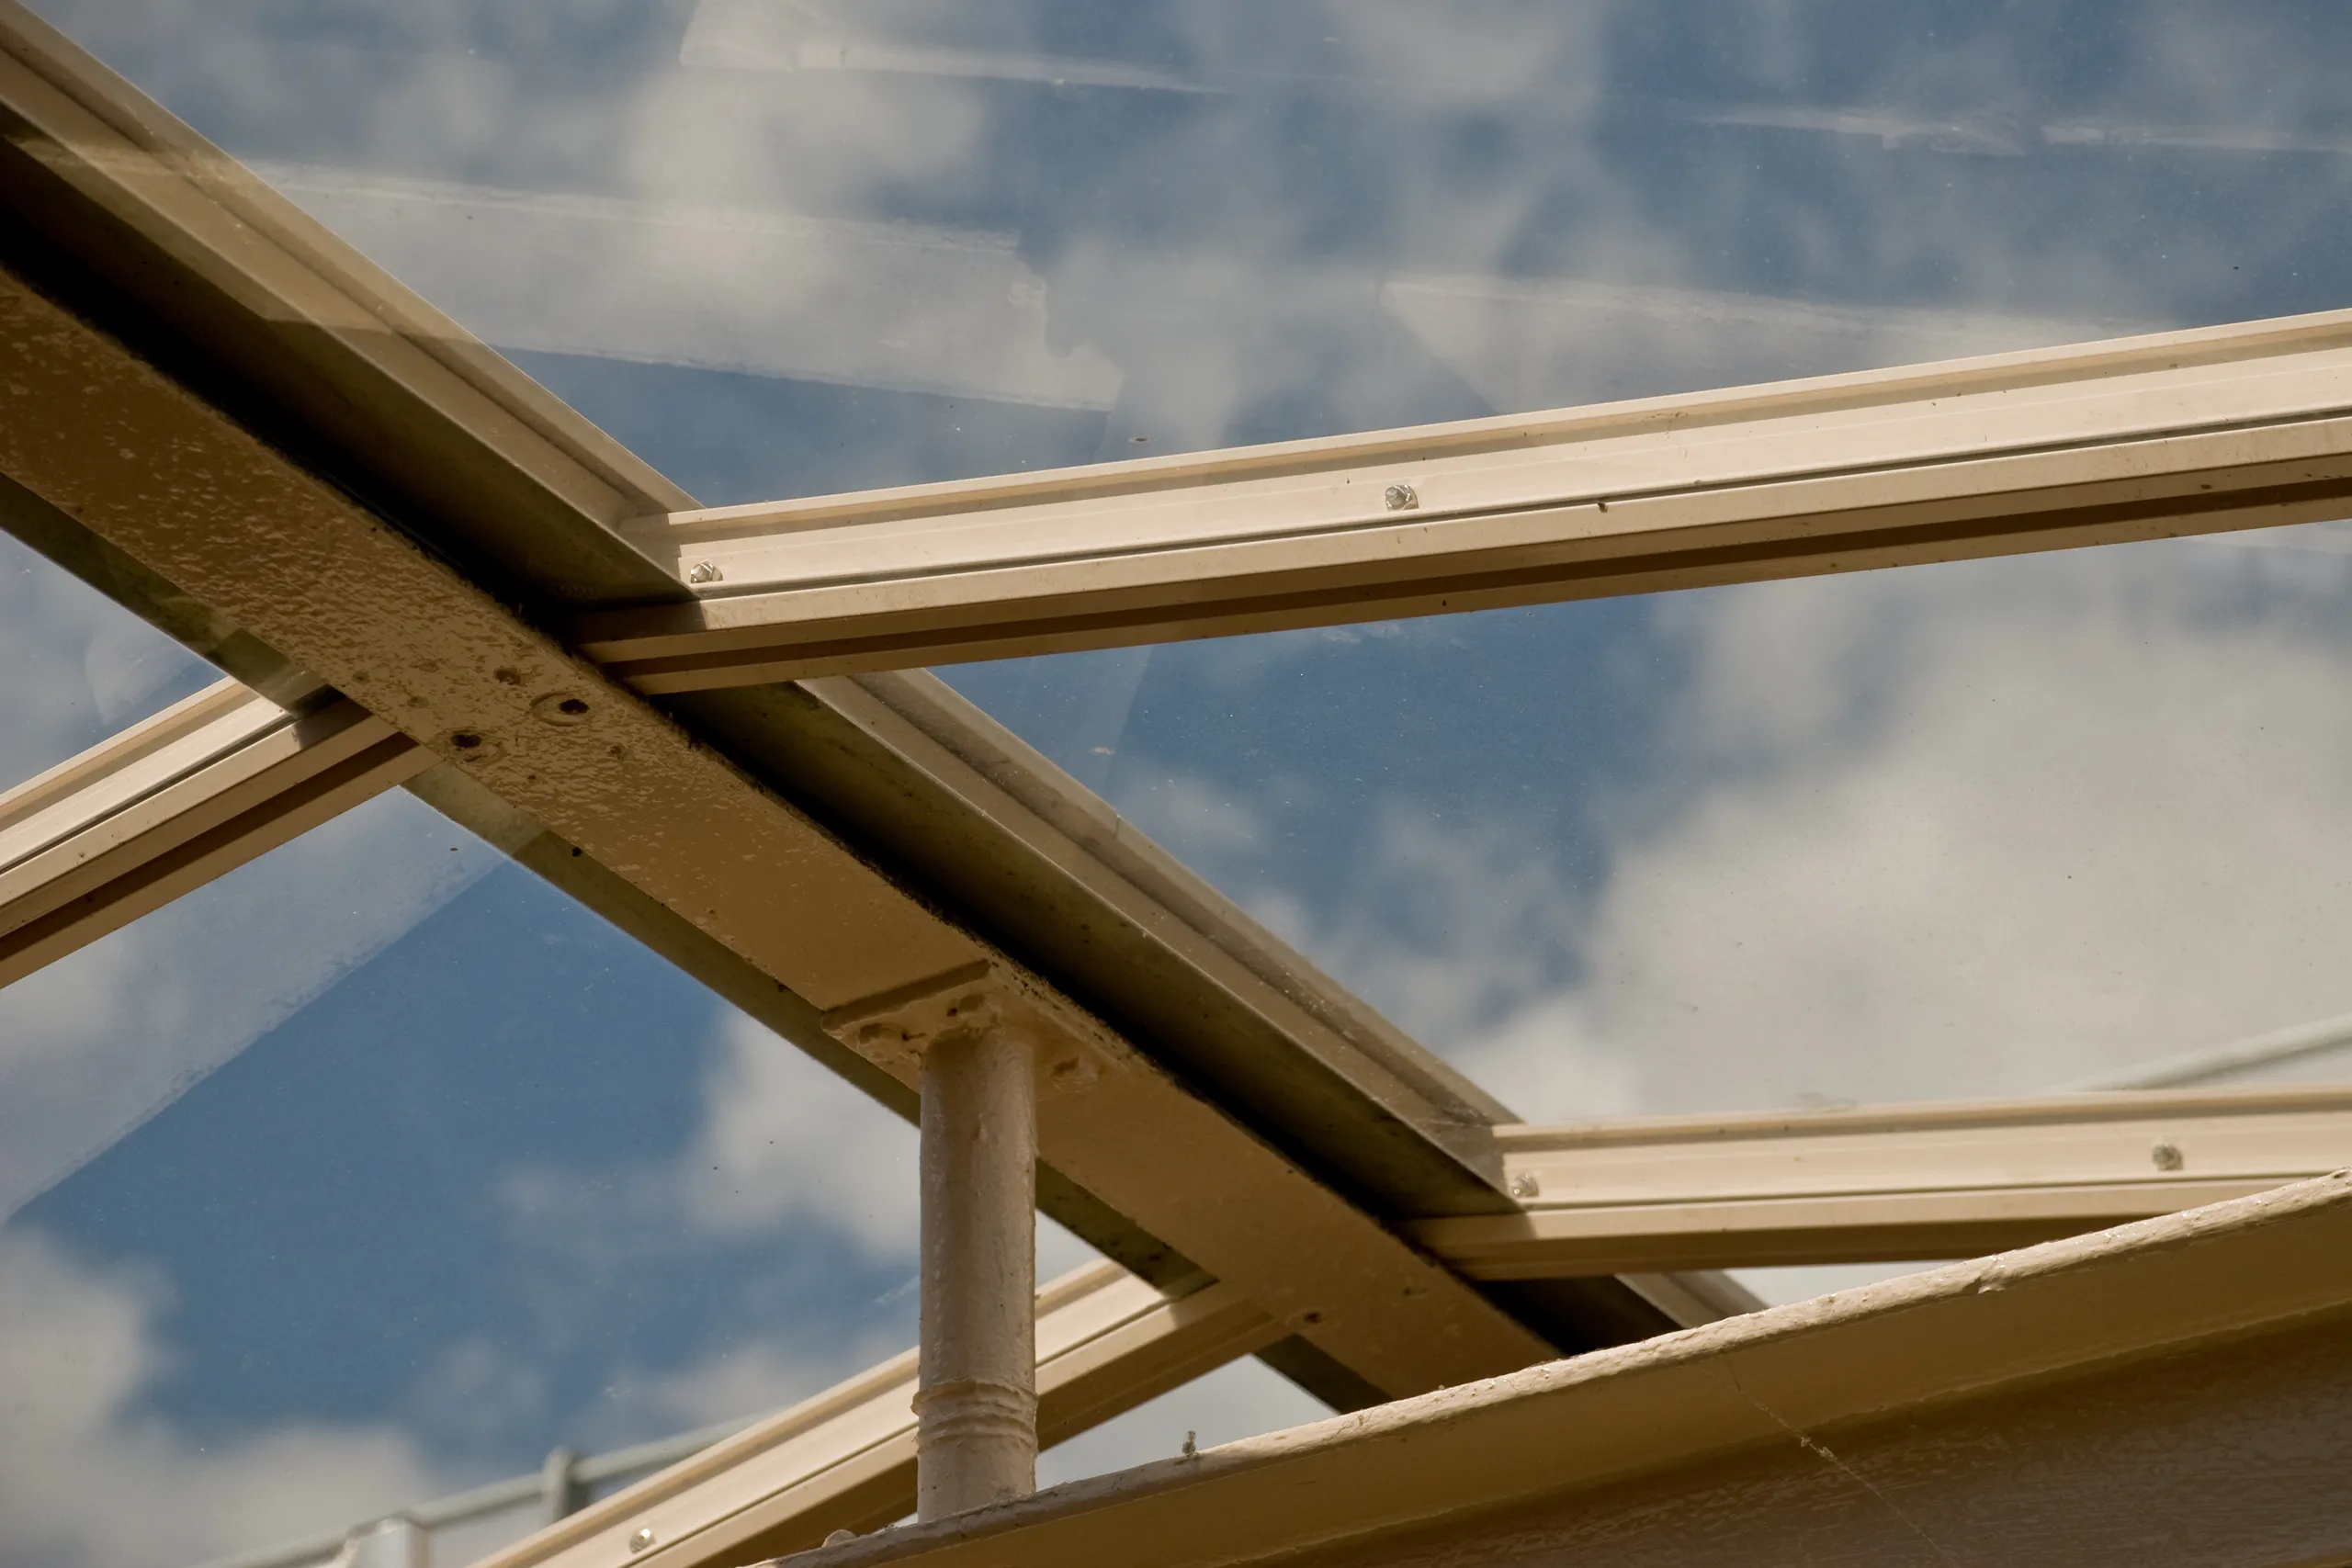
left=5, top=4, right=2352, bottom=1563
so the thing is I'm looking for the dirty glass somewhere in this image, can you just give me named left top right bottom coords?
left=28, top=0, right=2352, bottom=1110
left=0, top=755, right=1312, bottom=1568
left=0, top=784, right=948, bottom=1566
left=14, top=6, right=2352, bottom=1555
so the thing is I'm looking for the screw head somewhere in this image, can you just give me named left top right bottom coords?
left=1384, top=482, right=1419, bottom=512
left=686, top=560, right=724, bottom=585
left=1509, top=1172, right=1542, bottom=1200
left=628, top=1527, right=656, bottom=1553
left=2151, top=1139, right=2185, bottom=1171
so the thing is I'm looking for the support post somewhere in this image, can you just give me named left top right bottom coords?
left=915, top=1024, right=1039, bottom=1519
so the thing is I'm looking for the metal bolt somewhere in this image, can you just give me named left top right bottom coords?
left=2151, top=1139, right=2185, bottom=1171
left=628, top=1527, right=656, bottom=1553
left=1510, top=1172, right=1541, bottom=1200
left=1384, top=482, right=1419, bottom=512
left=686, top=560, right=724, bottom=585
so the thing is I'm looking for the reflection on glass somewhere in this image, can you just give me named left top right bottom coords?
left=31, top=3, right=2352, bottom=1119
left=32, top=2, right=2352, bottom=502
left=0, top=786, right=925, bottom=1567
left=0, top=526, right=220, bottom=793
left=9, top=12, right=2352, bottom=1548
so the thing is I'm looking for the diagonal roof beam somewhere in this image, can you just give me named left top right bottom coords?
left=0, top=238, right=1544, bottom=1401
left=580, top=307, right=2352, bottom=691
left=0, top=0, right=1619, bottom=1402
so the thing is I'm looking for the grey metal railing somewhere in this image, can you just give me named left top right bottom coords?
left=188, top=1414, right=759, bottom=1568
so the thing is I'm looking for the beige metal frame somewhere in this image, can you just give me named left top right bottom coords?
left=580, top=310, right=2352, bottom=689
left=0, top=678, right=428, bottom=987
left=1415, top=1084, right=2352, bottom=1276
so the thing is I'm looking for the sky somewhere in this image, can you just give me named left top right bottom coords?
left=8, top=2, right=2352, bottom=1564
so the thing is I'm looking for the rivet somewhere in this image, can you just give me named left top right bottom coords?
left=1510, top=1172, right=1541, bottom=1200
left=686, top=560, right=724, bottom=585
left=1384, top=482, right=1419, bottom=512
left=2151, top=1140, right=2185, bottom=1171
left=628, top=1527, right=656, bottom=1553
left=822, top=1529, right=858, bottom=1546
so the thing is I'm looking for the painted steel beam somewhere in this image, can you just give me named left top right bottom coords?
left=580, top=310, right=2352, bottom=691
left=1412, top=1085, right=2352, bottom=1277
left=0, top=677, right=428, bottom=987
left=771, top=1173, right=2352, bottom=1568
left=474, top=1261, right=1281, bottom=1568
left=0, top=2, right=1568, bottom=1402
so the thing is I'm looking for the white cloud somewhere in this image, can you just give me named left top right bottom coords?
left=254, top=164, right=1121, bottom=410
left=1445, top=536, right=2352, bottom=1120
left=1383, top=274, right=2143, bottom=419
left=1446, top=993, right=1641, bottom=1122
left=540, top=1008, right=1107, bottom=1275
left=1255, top=805, right=1588, bottom=1057
left=670, top=1008, right=919, bottom=1258
left=621, top=1331, right=902, bottom=1437
left=0, top=1227, right=443, bottom=1568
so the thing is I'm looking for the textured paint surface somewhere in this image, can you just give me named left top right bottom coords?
left=0, top=276, right=979, bottom=1010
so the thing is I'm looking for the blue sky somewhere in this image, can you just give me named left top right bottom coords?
left=8, top=3, right=2352, bottom=1563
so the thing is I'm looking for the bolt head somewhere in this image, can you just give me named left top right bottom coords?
left=1509, top=1172, right=1542, bottom=1200
left=628, top=1527, right=656, bottom=1553
left=1384, top=482, right=1419, bottom=511
left=2150, top=1139, right=2186, bottom=1171
left=686, top=560, right=724, bottom=585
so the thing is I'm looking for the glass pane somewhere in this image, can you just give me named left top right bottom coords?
left=0, top=786, right=927, bottom=1567
left=0, top=527, right=220, bottom=794
left=28, top=0, right=2351, bottom=1115
left=944, top=526, right=2352, bottom=1117
left=31, top=1, right=2350, bottom=503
